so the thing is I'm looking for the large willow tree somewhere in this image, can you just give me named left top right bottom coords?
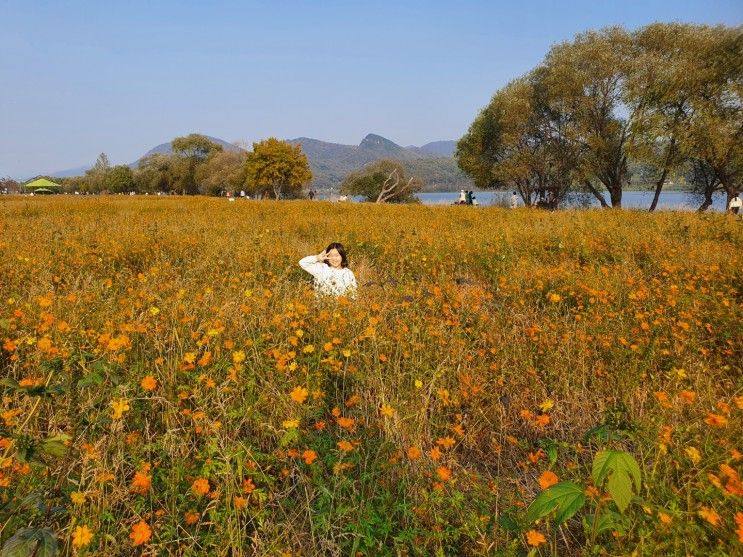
left=457, top=23, right=742, bottom=210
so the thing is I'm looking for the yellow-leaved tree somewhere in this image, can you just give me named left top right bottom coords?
left=244, top=138, right=312, bottom=199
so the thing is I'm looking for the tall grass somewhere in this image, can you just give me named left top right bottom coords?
left=0, top=197, right=741, bottom=556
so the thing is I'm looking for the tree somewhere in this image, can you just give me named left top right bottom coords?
left=0, top=177, right=21, bottom=194
left=83, top=152, right=112, bottom=193
left=135, top=154, right=181, bottom=194
left=456, top=76, right=580, bottom=208
left=244, top=138, right=312, bottom=199
left=104, top=165, right=136, bottom=194
left=340, top=159, right=422, bottom=203
left=171, top=134, right=223, bottom=195
left=196, top=150, right=248, bottom=196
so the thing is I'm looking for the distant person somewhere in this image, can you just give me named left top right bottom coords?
left=729, top=193, right=742, bottom=215
left=308, top=190, right=315, bottom=200
left=299, top=243, right=357, bottom=298
left=458, top=189, right=466, bottom=204
left=472, top=195, right=479, bottom=206
left=465, top=190, right=473, bottom=205
left=511, top=192, right=518, bottom=209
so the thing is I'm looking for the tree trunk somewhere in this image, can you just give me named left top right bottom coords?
left=584, top=181, right=609, bottom=208
left=698, top=194, right=713, bottom=212
left=608, top=184, right=622, bottom=208
left=648, top=167, right=669, bottom=212
left=649, top=138, right=676, bottom=212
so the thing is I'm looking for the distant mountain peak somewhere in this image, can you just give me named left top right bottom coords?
left=359, top=134, right=401, bottom=151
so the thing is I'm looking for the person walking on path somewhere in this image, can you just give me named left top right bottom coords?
left=510, top=192, right=518, bottom=209
left=299, top=243, right=357, bottom=298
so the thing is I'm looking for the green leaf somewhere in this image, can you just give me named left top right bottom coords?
left=526, top=481, right=586, bottom=525
left=40, top=434, right=70, bottom=459
left=1, top=528, right=58, bottom=557
left=592, top=450, right=641, bottom=512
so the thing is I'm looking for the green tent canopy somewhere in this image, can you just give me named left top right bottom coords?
left=24, top=178, right=62, bottom=193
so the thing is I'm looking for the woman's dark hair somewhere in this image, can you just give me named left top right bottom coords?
left=324, top=242, right=349, bottom=268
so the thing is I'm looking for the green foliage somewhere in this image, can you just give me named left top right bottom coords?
left=103, top=165, right=135, bottom=194
left=526, top=481, right=587, bottom=525
left=0, top=528, right=58, bottom=557
left=592, top=450, right=642, bottom=513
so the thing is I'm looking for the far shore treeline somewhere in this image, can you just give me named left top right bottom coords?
left=2, top=22, right=740, bottom=211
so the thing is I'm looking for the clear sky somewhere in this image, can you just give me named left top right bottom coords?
left=1, top=0, right=741, bottom=178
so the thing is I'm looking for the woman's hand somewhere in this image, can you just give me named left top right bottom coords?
left=316, top=250, right=328, bottom=262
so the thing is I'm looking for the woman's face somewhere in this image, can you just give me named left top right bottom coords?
left=326, top=248, right=343, bottom=268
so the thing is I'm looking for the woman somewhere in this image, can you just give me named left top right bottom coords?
left=299, top=242, right=357, bottom=298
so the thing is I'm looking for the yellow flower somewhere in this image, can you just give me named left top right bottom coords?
left=684, top=446, right=702, bottom=465
left=282, top=419, right=299, bottom=429
left=232, top=350, right=246, bottom=364
left=147, top=306, right=160, bottom=316
left=110, top=398, right=130, bottom=420
left=414, top=379, right=423, bottom=389
left=380, top=404, right=394, bottom=417
left=70, top=491, right=86, bottom=505
left=289, top=386, right=309, bottom=404
left=538, top=399, right=554, bottom=412
left=71, top=525, right=93, bottom=548
left=342, top=349, right=351, bottom=358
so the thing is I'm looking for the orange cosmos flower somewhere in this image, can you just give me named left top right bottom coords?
left=336, top=416, right=356, bottom=430
left=678, top=390, right=696, bottom=404
left=407, top=447, right=422, bottom=460
left=234, top=496, right=247, bottom=510
left=436, top=466, right=452, bottom=481
left=658, top=512, right=673, bottom=525
left=191, top=478, right=210, bottom=497
left=534, top=414, right=551, bottom=428
left=538, top=470, right=559, bottom=490
left=380, top=404, right=394, bottom=417
left=526, top=529, right=546, bottom=546
left=429, top=446, right=442, bottom=461
left=436, top=437, right=455, bottom=450
left=129, top=521, right=152, bottom=546
left=140, top=375, right=157, bottom=391
left=184, top=510, right=200, bottom=525
left=735, top=512, right=743, bottom=543
left=698, top=506, right=721, bottom=527
left=130, top=471, right=152, bottom=494
left=302, top=449, right=318, bottom=465
left=704, top=413, right=728, bottom=428
left=290, top=386, right=308, bottom=404
left=242, top=478, right=255, bottom=494
left=337, top=440, right=354, bottom=452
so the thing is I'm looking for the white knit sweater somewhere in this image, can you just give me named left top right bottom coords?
left=299, top=256, right=358, bottom=297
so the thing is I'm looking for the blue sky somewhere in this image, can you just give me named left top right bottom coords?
left=1, top=0, right=741, bottom=178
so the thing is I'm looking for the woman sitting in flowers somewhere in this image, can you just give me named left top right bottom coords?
left=299, top=242, right=357, bottom=298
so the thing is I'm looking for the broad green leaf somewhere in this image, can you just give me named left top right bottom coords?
left=592, top=450, right=641, bottom=491
left=592, top=450, right=641, bottom=513
left=1, top=528, right=58, bottom=557
left=526, top=481, right=586, bottom=525
left=40, top=434, right=70, bottom=459
left=607, top=471, right=632, bottom=512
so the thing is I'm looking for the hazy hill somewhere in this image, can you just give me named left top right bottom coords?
left=51, top=134, right=472, bottom=191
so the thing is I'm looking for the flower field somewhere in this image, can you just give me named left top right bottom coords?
left=0, top=196, right=741, bottom=556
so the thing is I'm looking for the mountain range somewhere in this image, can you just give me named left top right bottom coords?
left=50, top=134, right=471, bottom=191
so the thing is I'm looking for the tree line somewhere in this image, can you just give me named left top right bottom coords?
left=456, top=23, right=742, bottom=210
